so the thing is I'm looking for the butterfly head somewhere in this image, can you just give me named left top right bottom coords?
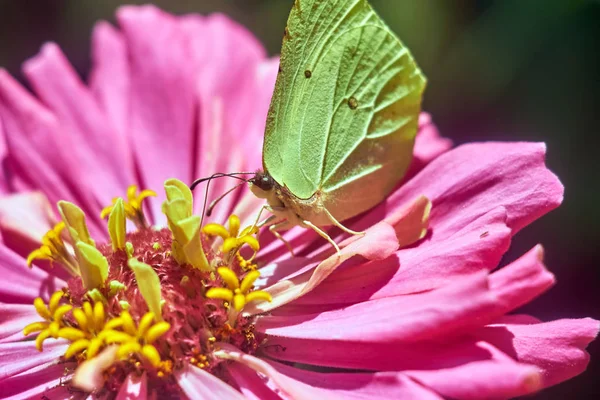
left=249, top=170, right=276, bottom=199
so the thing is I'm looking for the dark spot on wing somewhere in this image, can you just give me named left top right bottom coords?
left=304, top=69, right=312, bottom=78
left=348, top=96, right=358, bottom=109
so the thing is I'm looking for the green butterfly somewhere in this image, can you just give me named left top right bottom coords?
left=246, top=0, right=426, bottom=252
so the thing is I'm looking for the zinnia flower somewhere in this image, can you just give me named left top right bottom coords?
left=0, top=5, right=597, bottom=400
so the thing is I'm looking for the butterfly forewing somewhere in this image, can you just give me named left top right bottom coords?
left=263, top=0, right=426, bottom=220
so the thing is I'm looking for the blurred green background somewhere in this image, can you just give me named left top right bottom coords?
left=1, top=0, right=599, bottom=398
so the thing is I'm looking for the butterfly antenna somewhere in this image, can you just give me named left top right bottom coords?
left=190, top=172, right=254, bottom=191
left=206, top=182, right=245, bottom=217
left=190, top=172, right=253, bottom=227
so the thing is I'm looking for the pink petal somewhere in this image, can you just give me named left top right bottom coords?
left=476, top=315, right=599, bottom=388
left=0, top=244, right=67, bottom=304
left=72, top=345, right=117, bottom=392
left=0, top=70, right=106, bottom=239
left=89, top=21, right=131, bottom=139
left=227, top=363, right=284, bottom=400
left=116, top=372, right=147, bottom=400
left=383, top=195, right=431, bottom=246
left=115, top=5, right=200, bottom=221
left=289, top=207, right=510, bottom=310
left=407, top=112, right=453, bottom=176
left=353, top=142, right=563, bottom=238
left=0, top=192, right=55, bottom=256
left=267, top=360, right=443, bottom=400
left=256, top=271, right=498, bottom=342
left=218, top=343, right=441, bottom=400
left=23, top=43, right=134, bottom=208
left=404, top=342, right=542, bottom=399
left=0, top=122, right=8, bottom=194
left=487, top=245, right=555, bottom=314
left=0, top=340, right=67, bottom=380
left=259, top=338, right=541, bottom=398
left=0, top=304, right=39, bottom=342
left=0, top=361, right=75, bottom=400
left=174, top=363, right=246, bottom=400
left=179, top=14, right=271, bottom=224
left=245, top=222, right=398, bottom=315
left=260, top=332, right=499, bottom=370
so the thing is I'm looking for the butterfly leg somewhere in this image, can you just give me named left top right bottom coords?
left=302, top=219, right=340, bottom=255
left=323, top=207, right=365, bottom=236
left=269, top=220, right=295, bottom=256
left=249, top=205, right=271, bottom=232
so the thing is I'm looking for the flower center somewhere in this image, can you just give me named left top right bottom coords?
left=22, top=180, right=271, bottom=396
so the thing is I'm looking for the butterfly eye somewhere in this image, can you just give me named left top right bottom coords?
left=251, top=172, right=274, bottom=191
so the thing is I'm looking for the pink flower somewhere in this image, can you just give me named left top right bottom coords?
left=0, top=5, right=596, bottom=400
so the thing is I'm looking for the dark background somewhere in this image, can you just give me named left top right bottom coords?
left=1, top=0, right=598, bottom=398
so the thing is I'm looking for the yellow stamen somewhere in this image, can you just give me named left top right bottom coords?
left=228, top=215, right=240, bottom=237
left=121, top=311, right=137, bottom=336
left=245, top=291, right=273, bottom=304
left=35, top=330, right=51, bottom=351
left=53, top=304, right=73, bottom=322
left=217, top=267, right=240, bottom=290
left=240, top=270, right=261, bottom=293
left=33, top=297, right=51, bottom=320
left=137, top=312, right=155, bottom=338
left=101, top=185, right=156, bottom=229
left=48, top=290, right=64, bottom=314
left=233, top=293, right=246, bottom=311
left=27, top=222, right=78, bottom=276
left=65, top=339, right=90, bottom=359
left=202, top=215, right=260, bottom=266
left=144, top=322, right=171, bottom=344
left=206, top=267, right=271, bottom=312
left=205, top=287, right=234, bottom=302
left=141, top=344, right=161, bottom=367
left=93, top=301, right=105, bottom=332
left=23, top=321, right=49, bottom=336
left=202, top=223, right=230, bottom=239
left=25, top=291, right=73, bottom=351
left=72, top=308, right=88, bottom=332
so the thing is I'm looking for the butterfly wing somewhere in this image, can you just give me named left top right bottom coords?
left=263, top=0, right=426, bottom=221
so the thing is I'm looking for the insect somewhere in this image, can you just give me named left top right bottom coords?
left=194, top=0, right=426, bottom=253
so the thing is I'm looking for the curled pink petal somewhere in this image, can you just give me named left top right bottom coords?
left=175, top=363, right=246, bottom=400
left=227, top=363, right=285, bottom=400
left=290, top=207, right=510, bottom=310
left=218, top=343, right=442, bottom=400
left=404, top=343, right=542, bottom=399
left=487, top=245, right=555, bottom=314
left=245, top=221, right=398, bottom=315
left=116, top=372, right=148, bottom=400
left=476, top=315, right=600, bottom=389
